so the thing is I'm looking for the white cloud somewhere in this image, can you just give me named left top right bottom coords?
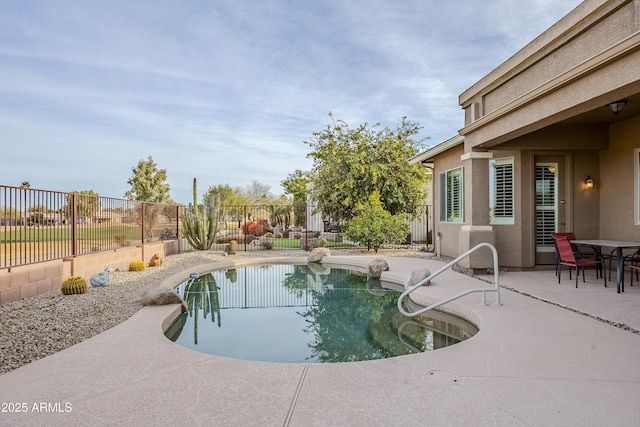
left=0, top=0, right=583, bottom=203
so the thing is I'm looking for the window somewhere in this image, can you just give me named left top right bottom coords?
left=489, top=158, right=514, bottom=224
left=635, top=149, right=640, bottom=224
left=439, top=167, right=463, bottom=222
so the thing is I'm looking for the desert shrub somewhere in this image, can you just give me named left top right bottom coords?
left=241, top=219, right=269, bottom=236
left=343, top=191, right=410, bottom=253
left=264, top=232, right=274, bottom=238
left=129, top=260, right=146, bottom=272
left=274, top=232, right=283, bottom=238
left=262, top=240, right=274, bottom=250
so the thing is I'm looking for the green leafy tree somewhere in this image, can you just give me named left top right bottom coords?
left=305, top=114, right=428, bottom=222
left=343, top=192, right=410, bottom=252
left=125, top=156, right=171, bottom=202
left=282, top=169, right=308, bottom=227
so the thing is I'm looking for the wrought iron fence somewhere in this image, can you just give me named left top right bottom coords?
left=188, top=203, right=432, bottom=252
left=0, top=185, right=179, bottom=269
left=1, top=184, right=432, bottom=269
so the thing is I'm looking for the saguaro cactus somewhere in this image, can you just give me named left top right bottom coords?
left=181, top=178, right=220, bottom=250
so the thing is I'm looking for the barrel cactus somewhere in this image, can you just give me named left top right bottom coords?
left=61, top=276, right=88, bottom=295
left=228, top=239, right=237, bottom=255
left=129, top=260, right=146, bottom=272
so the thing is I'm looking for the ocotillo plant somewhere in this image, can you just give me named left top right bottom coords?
left=181, top=178, right=220, bottom=250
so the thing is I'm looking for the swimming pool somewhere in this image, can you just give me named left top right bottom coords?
left=165, top=263, right=478, bottom=363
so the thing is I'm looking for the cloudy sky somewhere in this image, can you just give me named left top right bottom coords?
left=0, top=0, right=583, bottom=204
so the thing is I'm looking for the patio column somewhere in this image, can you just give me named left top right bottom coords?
left=458, top=151, right=496, bottom=271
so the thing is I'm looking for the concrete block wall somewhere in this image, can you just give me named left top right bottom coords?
left=0, top=259, right=68, bottom=305
left=0, top=240, right=178, bottom=306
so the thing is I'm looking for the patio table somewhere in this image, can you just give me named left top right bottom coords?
left=571, top=239, right=640, bottom=293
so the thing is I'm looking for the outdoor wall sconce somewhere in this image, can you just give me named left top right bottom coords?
left=607, top=99, right=628, bottom=115
left=584, top=176, right=594, bottom=190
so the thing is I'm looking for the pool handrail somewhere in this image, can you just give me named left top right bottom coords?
left=397, top=242, right=501, bottom=317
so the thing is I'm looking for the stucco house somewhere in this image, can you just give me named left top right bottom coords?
left=411, top=0, right=640, bottom=271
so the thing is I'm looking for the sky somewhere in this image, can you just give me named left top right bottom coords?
left=0, top=0, right=584, bottom=205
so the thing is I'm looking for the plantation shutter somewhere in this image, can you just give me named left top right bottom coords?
left=490, top=159, right=514, bottom=224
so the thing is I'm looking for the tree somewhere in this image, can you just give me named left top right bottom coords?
left=125, top=156, right=171, bottom=202
left=305, top=114, right=428, bottom=222
left=342, top=191, right=410, bottom=253
left=242, top=180, right=272, bottom=204
left=282, top=170, right=309, bottom=227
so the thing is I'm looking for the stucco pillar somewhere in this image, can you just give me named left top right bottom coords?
left=458, top=151, right=496, bottom=270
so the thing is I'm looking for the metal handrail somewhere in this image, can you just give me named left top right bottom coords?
left=397, top=242, right=501, bottom=317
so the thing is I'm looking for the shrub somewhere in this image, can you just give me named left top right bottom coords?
left=262, top=240, right=274, bottom=250
left=343, top=191, right=410, bottom=253
left=129, top=260, right=146, bottom=272
left=241, top=219, right=269, bottom=236
left=61, top=276, right=88, bottom=295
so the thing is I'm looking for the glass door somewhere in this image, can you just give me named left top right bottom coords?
left=535, top=161, right=559, bottom=264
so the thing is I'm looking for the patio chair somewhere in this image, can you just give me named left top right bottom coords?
left=555, top=237, right=606, bottom=288
left=623, top=248, right=640, bottom=286
left=629, top=263, right=640, bottom=287
left=551, top=232, right=601, bottom=277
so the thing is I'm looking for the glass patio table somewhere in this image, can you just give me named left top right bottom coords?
left=571, top=240, right=640, bottom=293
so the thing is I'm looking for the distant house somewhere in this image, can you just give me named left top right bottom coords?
left=412, top=0, right=640, bottom=271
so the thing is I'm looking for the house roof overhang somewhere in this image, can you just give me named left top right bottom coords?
left=409, top=135, right=464, bottom=165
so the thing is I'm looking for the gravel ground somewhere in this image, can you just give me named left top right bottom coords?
left=0, top=247, right=427, bottom=375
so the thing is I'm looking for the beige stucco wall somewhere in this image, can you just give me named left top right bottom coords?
left=461, top=0, right=640, bottom=149
left=432, top=144, right=466, bottom=258
left=600, top=116, right=640, bottom=240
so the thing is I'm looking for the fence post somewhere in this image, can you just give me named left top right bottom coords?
left=176, top=205, right=180, bottom=253
left=71, top=193, right=78, bottom=257
left=243, top=205, right=247, bottom=251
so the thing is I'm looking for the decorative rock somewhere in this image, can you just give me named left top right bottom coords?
left=139, top=288, right=187, bottom=311
left=308, top=247, right=331, bottom=262
left=148, top=253, right=163, bottom=267
left=407, top=268, right=432, bottom=287
left=90, top=267, right=113, bottom=287
left=367, top=259, right=389, bottom=279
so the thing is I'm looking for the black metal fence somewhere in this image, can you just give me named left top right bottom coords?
left=1, top=185, right=432, bottom=269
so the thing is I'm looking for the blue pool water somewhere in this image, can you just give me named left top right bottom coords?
left=165, top=263, right=477, bottom=363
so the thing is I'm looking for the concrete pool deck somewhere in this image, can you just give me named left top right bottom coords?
left=1, top=255, right=640, bottom=426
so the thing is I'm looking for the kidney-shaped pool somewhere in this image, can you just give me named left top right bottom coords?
left=165, top=263, right=478, bottom=363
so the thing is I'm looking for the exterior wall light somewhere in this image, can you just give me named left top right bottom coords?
left=585, top=176, right=594, bottom=190
left=607, top=99, right=628, bottom=115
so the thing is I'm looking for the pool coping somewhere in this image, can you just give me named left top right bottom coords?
left=1, top=255, right=639, bottom=426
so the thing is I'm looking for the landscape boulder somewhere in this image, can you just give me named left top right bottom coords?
left=148, top=254, right=163, bottom=267
left=90, top=267, right=113, bottom=287
left=308, top=247, right=330, bottom=262
left=407, top=268, right=432, bottom=287
left=140, top=288, right=187, bottom=311
left=367, top=258, right=389, bottom=279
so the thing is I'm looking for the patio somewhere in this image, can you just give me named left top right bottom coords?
left=1, top=255, right=639, bottom=426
